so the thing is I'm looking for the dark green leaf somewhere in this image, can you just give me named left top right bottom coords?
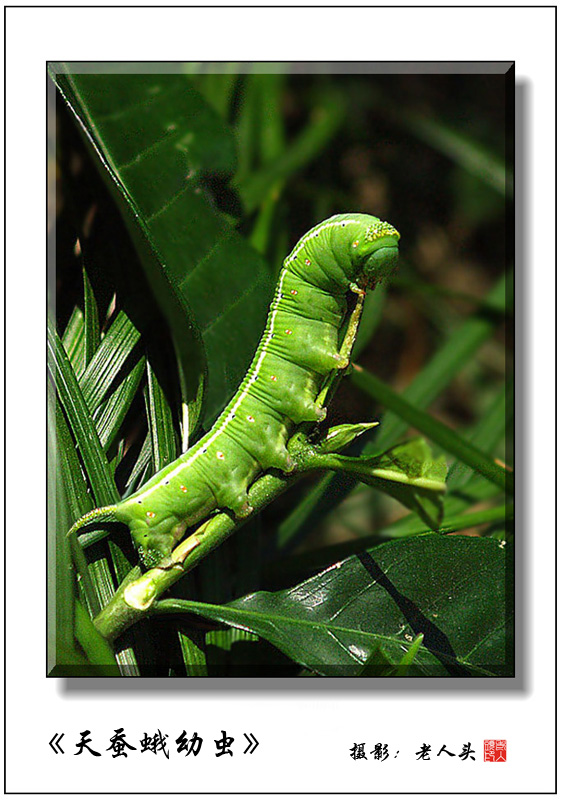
left=51, top=68, right=274, bottom=429
left=48, top=383, right=77, bottom=669
left=156, top=535, right=512, bottom=677
left=62, top=306, right=85, bottom=377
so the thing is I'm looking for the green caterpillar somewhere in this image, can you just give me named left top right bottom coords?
left=70, top=213, right=400, bottom=567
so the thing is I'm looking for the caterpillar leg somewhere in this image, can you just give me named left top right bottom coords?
left=213, top=483, right=254, bottom=519
left=315, top=286, right=366, bottom=409
left=337, top=283, right=366, bottom=367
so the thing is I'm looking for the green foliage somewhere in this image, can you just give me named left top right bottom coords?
left=48, top=65, right=512, bottom=678
left=155, top=535, right=511, bottom=677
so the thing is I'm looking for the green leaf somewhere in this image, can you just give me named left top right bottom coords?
left=358, top=447, right=447, bottom=532
left=352, top=366, right=512, bottom=494
left=234, top=72, right=287, bottom=186
left=94, top=356, right=145, bottom=452
left=379, top=473, right=504, bottom=541
left=447, top=378, right=513, bottom=490
left=51, top=67, right=274, bottom=430
left=185, top=66, right=240, bottom=120
left=48, top=317, right=119, bottom=508
left=145, top=360, right=178, bottom=471
left=312, top=438, right=447, bottom=530
left=52, top=387, right=101, bottom=617
left=79, top=310, right=141, bottom=414
left=156, top=535, right=512, bottom=677
left=372, top=270, right=511, bottom=453
left=357, top=438, right=448, bottom=491
left=124, top=435, right=152, bottom=493
left=393, top=633, right=425, bottom=676
left=48, top=383, right=78, bottom=670
left=177, top=627, right=208, bottom=677
left=82, top=265, right=100, bottom=367
left=359, top=632, right=425, bottom=677
left=62, top=306, right=85, bottom=376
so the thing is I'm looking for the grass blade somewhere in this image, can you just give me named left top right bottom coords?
left=82, top=265, right=100, bottom=367
left=48, top=317, right=119, bottom=507
left=145, top=360, right=178, bottom=471
left=94, top=356, right=145, bottom=451
left=79, top=310, right=141, bottom=413
left=402, top=111, right=512, bottom=197
left=236, top=93, right=344, bottom=213
left=62, top=306, right=85, bottom=376
left=447, top=377, right=512, bottom=490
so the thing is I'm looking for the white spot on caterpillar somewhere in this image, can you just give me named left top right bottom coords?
left=290, top=289, right=298, bottom=296
left=270, top=375, right=278, bottom=382
left=146, top=511, right=155, bottom=519
left=216, top=451, right=225, bottom=460
left=180, top=485, right=188, bottom=493
left=247, top=415, right=255, bottom=422
left=285, top=329, right=292, bottom=335
left=352, top=240, right=359, bottom=248
left=305, top=258, right=311, bottom=266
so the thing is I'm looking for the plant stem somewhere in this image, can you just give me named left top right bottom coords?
left=93, top=470, right=297, bottom=642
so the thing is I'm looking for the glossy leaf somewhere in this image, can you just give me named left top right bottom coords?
left=156, top=535, right=512, bottom=677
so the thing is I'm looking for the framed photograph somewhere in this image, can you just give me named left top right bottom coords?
left=5, top=5, right=556, bottom=795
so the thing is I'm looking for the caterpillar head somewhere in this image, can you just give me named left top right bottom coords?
left=353, top=218, right=400, bottom=289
